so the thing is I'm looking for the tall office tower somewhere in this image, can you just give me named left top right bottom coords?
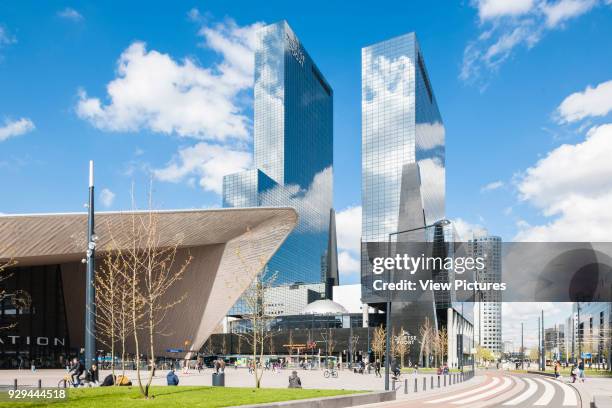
left=471, top=236, right=502, bottom=353
left=223, top=21, right=336, bottom=315
left=362, top=32, right=445, bottom=245
left=361, top=33, right=474, bottom=367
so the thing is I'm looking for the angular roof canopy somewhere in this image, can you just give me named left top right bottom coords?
left=0, top=208, right=298, bottom=266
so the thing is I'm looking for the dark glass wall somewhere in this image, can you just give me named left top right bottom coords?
left=0, top=265, right=70, bottom=368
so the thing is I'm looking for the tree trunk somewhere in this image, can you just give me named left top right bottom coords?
left=145, top=304, right=155, bottom=398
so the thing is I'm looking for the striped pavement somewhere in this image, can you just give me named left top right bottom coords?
left=365, top=372, right=581, bottom=407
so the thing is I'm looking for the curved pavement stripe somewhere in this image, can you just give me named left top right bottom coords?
left=503, top=377, right=538, bottom=405
left=468, top=376, right=526, bottom=408
left=533, top=378, right=555, bottom=406
left=425, top=376, right=501, bottom=404
left=544, top=378, right=578, bottom=406
left=451, top=376, right=513, bottom=405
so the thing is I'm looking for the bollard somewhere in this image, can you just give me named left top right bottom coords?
left=437, top=375, right=440, bottom=388
left=444, top=375, right=446, bottom=386
left=13, top=379, right=17, bottom=391
left=423, top=377, right=426, bottom=391
left=414, top=378, right=418, bottom=392
left=63, top=379, right=67, bottom=388
left=431, top=376, right=434, bottom=389
left=404, top=378, right=408, bottom=394
left=38, top=379, right=42, bottom=389
left=392, top=379, right=395, bottom=391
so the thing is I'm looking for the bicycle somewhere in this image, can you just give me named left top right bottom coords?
left=323, top=369, right=338, bottom=378
left=57, top=373, right=89, bottom=388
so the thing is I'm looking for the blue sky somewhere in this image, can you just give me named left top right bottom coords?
left=2, top=0, right=612, bottom=346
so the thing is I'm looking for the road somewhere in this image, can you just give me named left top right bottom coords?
left=372, top=372, right=582, bottom=408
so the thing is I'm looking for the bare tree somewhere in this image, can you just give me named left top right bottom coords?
left=321, top=327, right=336, bottom=366
left=419, top=316, right=435, bottom=367
left=237, top=266, right=277, bottom=388
left=372, top=325, right=386, bottom=363
left=395, top=327, right=411, bottom=368
left=434, top=327, right=448, bottom=367
left=93, top=250, right=120, bottom=378
left=106, top=189, right=191, bottom=399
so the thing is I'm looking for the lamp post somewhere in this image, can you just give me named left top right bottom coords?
left=84, top=160, right=97, bottom=369
left=384, top=218, right=451, bottom=391
left=521, top=322, right=524, bottom=370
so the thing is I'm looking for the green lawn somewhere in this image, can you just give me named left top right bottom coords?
left=0, top=386, right=362, bottom=408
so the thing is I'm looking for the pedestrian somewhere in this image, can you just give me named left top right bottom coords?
left=374, top=359, right=381, bottom=378
left=570, top=364, right=577, bottom=383
left=288, top=371, right=302, bottom=388
left=166, top=369, right=179, bottom=386
left=554, top=360, right=561, bottom=380
left=578, top=359, right=586, bottom=382
left=219, top=358, right=226, bottom=374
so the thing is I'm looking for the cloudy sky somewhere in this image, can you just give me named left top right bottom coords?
left=2, top=0, right=611, bottom=347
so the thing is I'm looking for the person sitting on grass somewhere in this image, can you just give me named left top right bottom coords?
left=85, top=364, right=99, bottom=386
left=167, top=369, right=179, bottom=386
left=288, top=371, right=302, bottom=388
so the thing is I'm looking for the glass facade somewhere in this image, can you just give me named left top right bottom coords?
left=0, top=265, right=70, bottom=368
left=361, top=32, right=445, bottom=243
left=223, top=21, right=333, bottom=314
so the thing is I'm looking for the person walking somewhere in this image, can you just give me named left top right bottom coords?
left=554, top=360, right=561, bottom=380
left=374, top=359, right=381, bottom=378
left=578, top=359, right=586, bottom=382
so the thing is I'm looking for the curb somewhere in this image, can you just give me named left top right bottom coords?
left=231, top=390, right=396, bottom=408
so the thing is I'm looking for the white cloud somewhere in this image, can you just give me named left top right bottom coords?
left=452, top=218, right=488, bottom=241
left=0, top=118, right=35, bottom=141
left=515, top=123, right=612, bottom=241
left=77, top=19, right=263, bottom=141
left=336, top=205, right=362, bottom=280
left=99, top=188, right=115, bottom=208
left=481, top=180, right=504, bottom=192
left=556, top=79, right=612, bottom=123
left=541, top=0, right=598, bottom=27
left=477, top=0, right=536, bottom=20
left=462, top=0, right=605, bottom=84
left=338, top=251, right=360, bottom=278
left=57, top=8, right=83, bottom=22
left=153, top=142, right=252, bottom=195
left=336, top=205, right=362, bottom=254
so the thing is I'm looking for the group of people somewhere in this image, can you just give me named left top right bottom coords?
left=555, top=359, right=586, bottom=383
left=68, top=358, right=99, bottom=387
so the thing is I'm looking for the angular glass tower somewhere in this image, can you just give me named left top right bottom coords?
left=361, top=33, right=472, bottom=367
left=223, top=21, right=335, bottom=314
left=362, top=32, right=445, bottom=243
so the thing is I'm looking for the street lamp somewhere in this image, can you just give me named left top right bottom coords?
left=84, top=160, right=97, bottom=369
left=384, top=218, right=451, bottom=391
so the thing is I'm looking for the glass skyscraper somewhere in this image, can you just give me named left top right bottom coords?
left=223, top=21, right=335, bottom=314
left=361, top=33, right=474, bottom=367
left=362, top=32, right=445, bottom=243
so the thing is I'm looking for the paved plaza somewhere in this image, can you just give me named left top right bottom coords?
left=0, top=367, right=472, bottom=392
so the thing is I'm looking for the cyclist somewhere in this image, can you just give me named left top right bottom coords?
left=391, top=359, right=401, bottom=380
left=69, top=358, right=85, bottom=387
